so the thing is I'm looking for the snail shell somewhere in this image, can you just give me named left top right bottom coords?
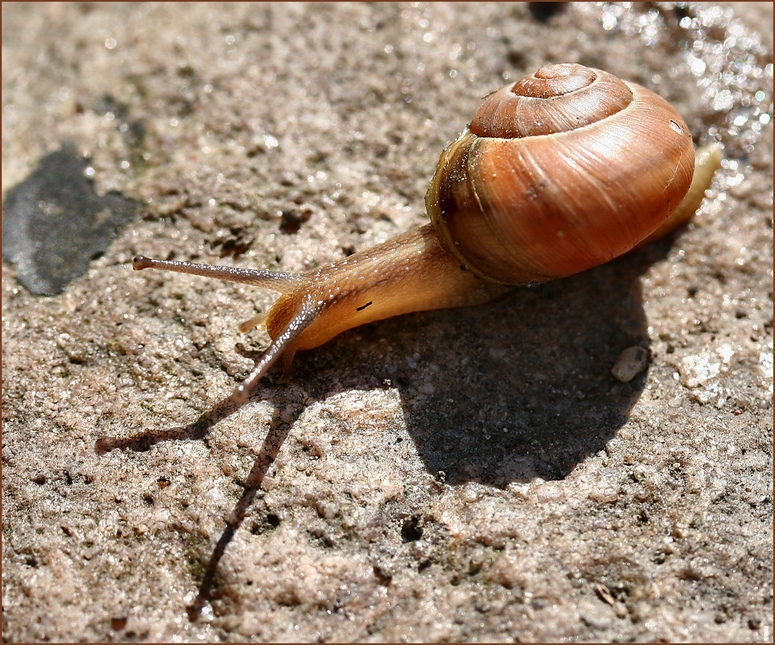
left=426, top=63, right=696, bottom=284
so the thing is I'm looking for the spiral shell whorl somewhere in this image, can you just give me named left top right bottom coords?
left=426, top=63, right=696, bottom=285
left=470, top=64, right=634, bottom=139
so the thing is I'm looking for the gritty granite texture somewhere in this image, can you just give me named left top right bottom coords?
left=3, top=3, right=772, bottom=642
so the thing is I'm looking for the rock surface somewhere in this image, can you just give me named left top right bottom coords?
left=3, top=3, right=772, bottom=642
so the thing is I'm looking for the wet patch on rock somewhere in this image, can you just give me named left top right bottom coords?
left=2, top=144, right=137, bottom=295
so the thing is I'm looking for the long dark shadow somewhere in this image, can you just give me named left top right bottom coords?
left=186, top=400, right=300, bottom=620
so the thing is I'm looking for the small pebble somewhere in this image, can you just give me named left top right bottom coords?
left=611, top=346, right=649, bottom=382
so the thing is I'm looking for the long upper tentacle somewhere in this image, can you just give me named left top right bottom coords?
left=133, top=256, right=302, bottom=294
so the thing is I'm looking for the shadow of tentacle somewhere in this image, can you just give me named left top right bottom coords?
left=185, top=400, right=299, bottom=620
left=95, top=384, right=309, bottom=621
left=95, top=395, right=244, bottom=455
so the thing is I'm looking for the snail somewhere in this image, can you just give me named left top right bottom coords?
left=133, top=63, right=721, bottom=403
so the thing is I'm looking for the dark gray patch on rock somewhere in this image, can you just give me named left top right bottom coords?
left=2, top=144, right=137, bottom=295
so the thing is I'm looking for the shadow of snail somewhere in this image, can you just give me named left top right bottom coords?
left=103, top=63, right=722, bottom=617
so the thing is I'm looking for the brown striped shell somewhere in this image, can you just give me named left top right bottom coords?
left=425, top=63, right=696, bottom=285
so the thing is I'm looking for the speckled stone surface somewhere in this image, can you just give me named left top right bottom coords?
left=3, top=3, right=772, bottom=642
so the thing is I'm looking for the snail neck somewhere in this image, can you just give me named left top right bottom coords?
left=268, top=224, right=511, bottom=352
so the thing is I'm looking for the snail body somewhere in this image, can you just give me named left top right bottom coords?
left=134, top=63, right=721, bottom=402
